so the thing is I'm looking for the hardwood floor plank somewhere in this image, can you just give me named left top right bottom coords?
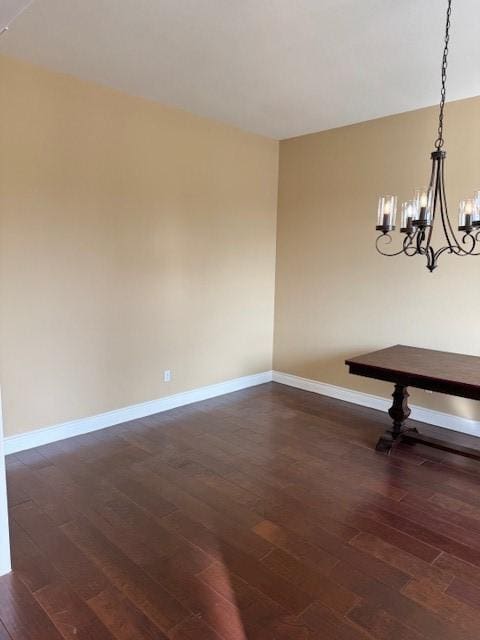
left=402, top=578, right=480, bottom=638
left=4, top=382, right=480, bottom=639
left=245, top=614, right=315, bottom=639
left=160, top=512, right=312, bottom=615
left=0, top=573, right=64, bottom=640
left=254, top=514, right=410, bottom=589
left=0, top=621, right=12, bottom=640
left=434, top=553, right=480, bottom=590
left=330, top=561, right=471, bottom=640
left=300, top=601, right=372, bottom=640
left=196, top=560, right=318, bottom=639
left=136, top=471, right=273, bottom=560
left=252, top=518, right=338, bottom=574
left=8, top=520, right=57, bottom=594
left=355, top=506, right=480, bottom=567
left=261, top=547, right=358, bottom=615
left=446, top=578, right=480, bottom=611
left=347, top=602, right=426, bottom=640
left=5, top=459, right=31, bottom=509
left=384, top=496, right=480, bottom=551
left=34, top=581, right=116, bottom=640
left=12, top=501, right=108, bottom=601
left=149, top=556, right=256, bottom=639
left=87, top=587, right=169, bottom=640
left=429, top=493, right=480, bottom=531
left=102, top=468, right=177, bottom=520
left=197, top=561, right=277, bottom=612
left=350, top=531, right=454, bottom=589
left=168, top=615, right=225, bottom=640
left=12, top=450, right=51, bottom=471
left=142, top=458, right=264, bottom=530
left=60, top=516, right=189, bottom=632
left=7, top=460, right=76, bottom=526
left=348, top=512, right=441, bottom=563
left=262, top=496, right=359, bottom=543
left=33, top=463, right=184, bottom=568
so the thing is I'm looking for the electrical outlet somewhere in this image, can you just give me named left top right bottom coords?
left=164, top=370, right=171, bottom=382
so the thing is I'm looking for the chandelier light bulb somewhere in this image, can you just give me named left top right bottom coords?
left=401, top=201, right=416, bottom=234
left=413, top=187, right=433, bottom=226
left=459, top=199, right=476, bottom=231
left=377, top=195, right=397, bottom=232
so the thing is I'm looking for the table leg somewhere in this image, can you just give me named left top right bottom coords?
left=376, top=383, right=417, bottom=453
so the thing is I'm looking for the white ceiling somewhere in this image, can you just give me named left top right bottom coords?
left=1, top=0, right=479, bottom=139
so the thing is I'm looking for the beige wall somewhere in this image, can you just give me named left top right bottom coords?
left=2, top=53, right=479, bottom=439
left=0, top=56, right=278, bottom=437
left=274, top=96, right=480, bottom=420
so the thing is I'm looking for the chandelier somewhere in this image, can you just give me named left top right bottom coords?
left=375, top=0, right=479, bottom=272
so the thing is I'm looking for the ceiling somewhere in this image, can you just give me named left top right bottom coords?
left=1, top=0, right=479, bottom=139
left=0, top=0, right=34, bottom=33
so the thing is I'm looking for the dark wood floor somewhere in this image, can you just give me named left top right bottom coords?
left=3, top=382, right=480, bottom=639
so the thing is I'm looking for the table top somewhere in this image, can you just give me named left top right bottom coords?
left=346, top=344, right=480, bottom=400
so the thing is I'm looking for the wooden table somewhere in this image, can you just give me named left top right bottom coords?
left=345, top=345, right=480, bottom=459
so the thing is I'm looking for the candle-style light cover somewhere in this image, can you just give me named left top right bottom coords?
left=377, top=195, right=397, bottom=231
left=413, top=187, right=433, bottom=225
left=401, top=201, right=415, bottom=233
left=458, top=198, right=475, bottom=230
left=473, top=190, right=480, bottom=225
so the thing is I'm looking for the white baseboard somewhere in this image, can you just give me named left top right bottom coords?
left=4, top=371, right=273, bottom=455
left=5, top=368, right=478, bottom=456
left=273, top=370, right=480, bottom=438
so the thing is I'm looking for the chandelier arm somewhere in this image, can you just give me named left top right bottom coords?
left=439, top=203, right=474, bottom=257
left=464, top=229, right=480, bottom=255
left=426, top=246, right=437, bottom=271
left=431, top=245, right=451, bottom=266
left=403, top=232, right=420, bottom=256
left=375, top=233, right=411, bottom=257
left=472, top=233, right=480, bottom=255
left=424, top=155, right=441, bottom=252
left=438, top=153, right=467, bottom=253
left=433, top=235, right=480, bottom=265
left=458, top=233, right=479, bottom=255
left=416, top=227, right=428, bottom=254
left=456, top=236, right=480, bottom=257
left=437, top=155, right=456, bottom=251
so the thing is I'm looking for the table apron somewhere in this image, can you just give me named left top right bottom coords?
left=347, top=364, right=480, bottom=402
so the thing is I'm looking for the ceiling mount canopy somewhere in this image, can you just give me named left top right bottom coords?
left=375, top=0, right=480, bottom=272
left=0, top=1, right=35, bottom=37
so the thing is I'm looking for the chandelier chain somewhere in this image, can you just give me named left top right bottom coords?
left=435, top=0, right=452, bottom=149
